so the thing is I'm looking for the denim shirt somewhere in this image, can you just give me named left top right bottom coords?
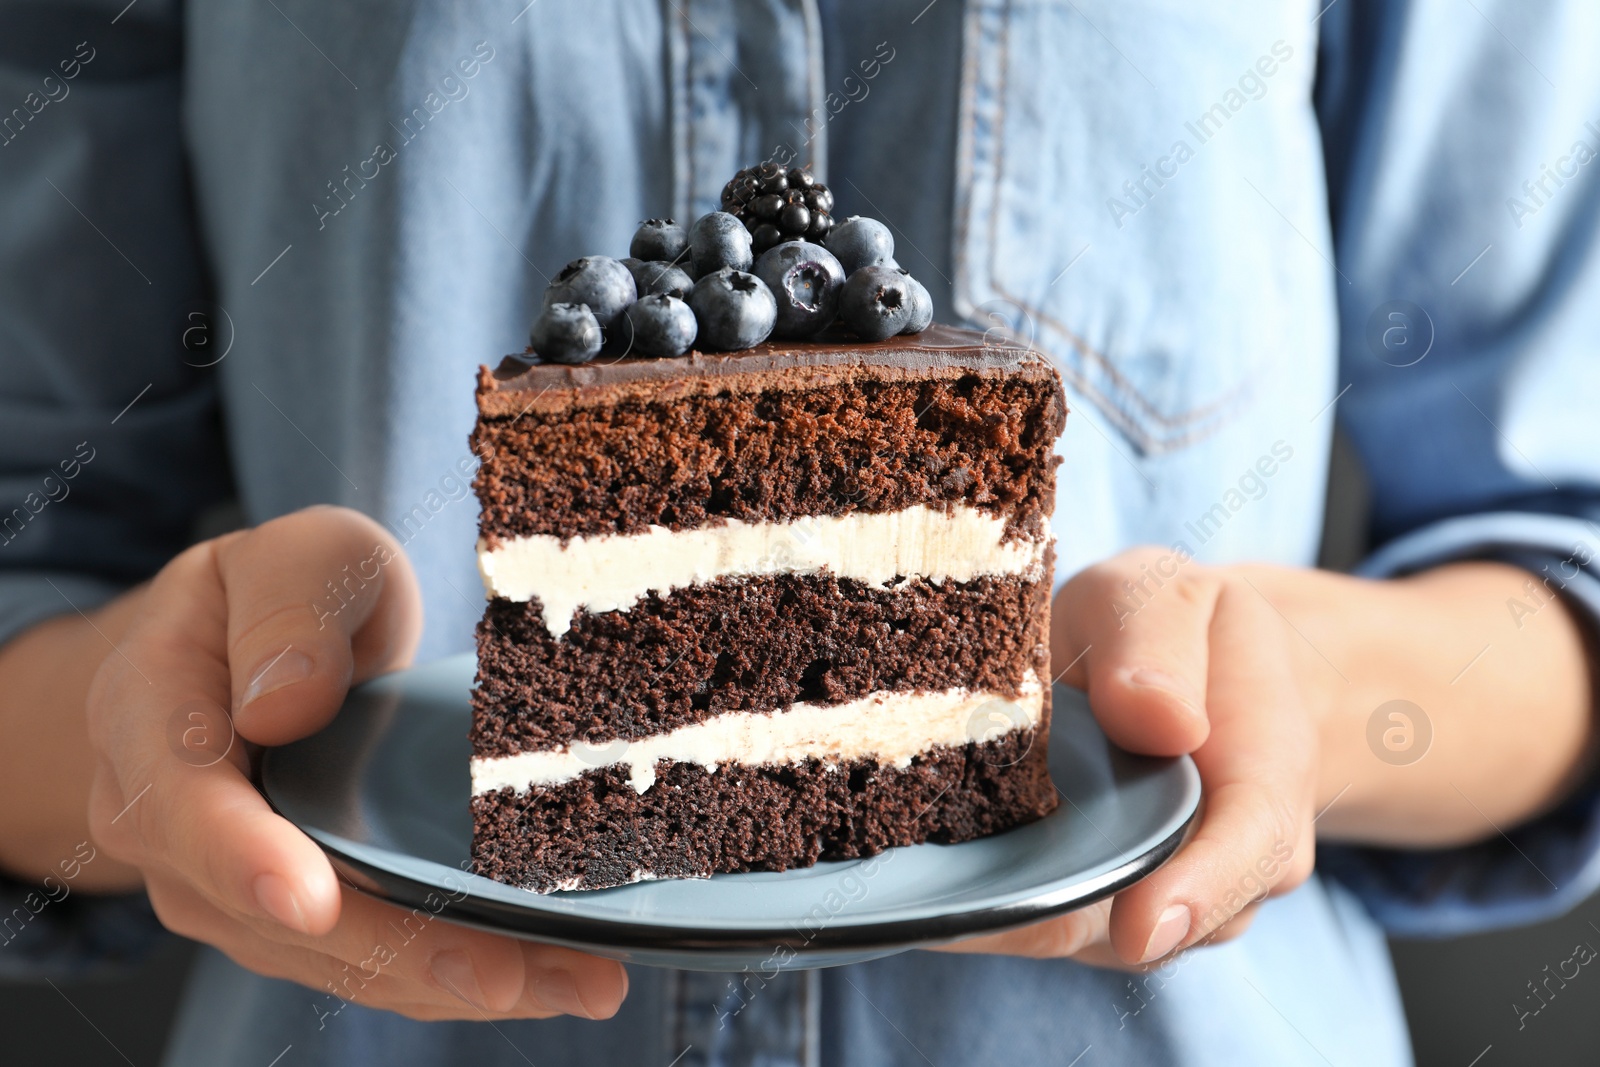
left=5, top=1, right=1600, bottom=1064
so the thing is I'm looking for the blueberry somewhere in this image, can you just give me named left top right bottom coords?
left=688, top=212, right=754, bottom=278
left=898, top=271, right=933, bottom=334
left=688, top=268, right=777, bottom=350
left=542, top=256, right=636, bottom=332
left=839, top=266, right=913, bottom=341
left=530, top=302, right=603, bottom=364
left=629, top=219, right=688, bottom=263
left=625, top=259, right=694, bottom=300
left=620, top=294, right=698, bottom=358
left=753, top=241, right=845, bottom=338
left=825, top=216, right=895, bottom=275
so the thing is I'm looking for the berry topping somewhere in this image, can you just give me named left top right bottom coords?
left=621, top=294, right=699, bottom=358
left=688, top=268, right=777, bottom=350
left=629, top=218, right=689, bottom=263
left=530, top=302, right=604, bottom=364
left=778, top=201, right=811, bottom=235
left=688, top=211, right=755, bottom=278
left=753, top=241, right=844, bottom=339
left=525, top=162, right=935, bottom=361
left=542, top=256, right=636, bottom=333
left=898, top=270, right=934, bottom=334
left=750, top=222, right=784, bottom=255
left=839, top=265, right=912, bottom=341
left=625, top=259, right=694, bottom=300
left=755, top=160, right=787, bottom=192
left=825, top=216, right=895, bottom=275
left=722, top=160, right=835, bottom=249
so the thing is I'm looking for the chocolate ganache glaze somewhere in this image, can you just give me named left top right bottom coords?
left=477, top=323, right=1060, bottom=417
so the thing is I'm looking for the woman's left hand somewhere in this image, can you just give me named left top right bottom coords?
left=940, top=545, right=1595, bottom=967
left=943, top=548, right=1321, bottom=966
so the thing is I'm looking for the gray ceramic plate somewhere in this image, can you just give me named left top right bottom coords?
left=260, top=654, right=1200, bottom=971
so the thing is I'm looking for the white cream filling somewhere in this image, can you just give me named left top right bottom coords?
left=477, top=504, right=1046, bottom=636
left=470, top=672, right=1044, bottom=796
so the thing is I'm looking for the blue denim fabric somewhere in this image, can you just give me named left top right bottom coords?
left=4, top=0, right=1600, bottom=1063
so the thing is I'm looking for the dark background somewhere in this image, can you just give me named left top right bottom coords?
left=2, top=433, right=1597, bottom=1065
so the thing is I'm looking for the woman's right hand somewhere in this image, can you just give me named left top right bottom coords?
left=84, top=506, right=628, bottom=1021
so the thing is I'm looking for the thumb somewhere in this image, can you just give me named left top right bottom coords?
left=223, top=506, right=423, bottom=746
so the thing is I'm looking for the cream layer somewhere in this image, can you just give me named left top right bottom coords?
left=476, top=504, right=1046, bottom=636
left=470, top=672, right=1044, bottom=796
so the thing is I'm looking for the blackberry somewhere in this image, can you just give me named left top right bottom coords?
left=721, top=161, right=835, bottom=251
left=750, top=223, right=783, bottom=255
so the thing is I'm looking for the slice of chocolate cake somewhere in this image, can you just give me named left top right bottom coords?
left=469, top=325, right=1066, bottom=891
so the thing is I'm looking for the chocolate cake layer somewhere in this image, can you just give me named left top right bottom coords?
left=471, top=567, right=1050, bottom=758
left=473, top=365, right=1064, bottom=545
left=468, top=323, right=1067, bottom=893
left=470, top=726, right=1057, bottom=891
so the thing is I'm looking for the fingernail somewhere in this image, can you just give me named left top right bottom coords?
left=1127, top=668, right=1203, bottom=719
left=430, top=950, right=490, bottom=1010
left=531, top=968, right=591, bottom=1017
left=241, top=648, right=314, bottom=709
left=253, top=872, right=310, bottom=934
left=1141, top=903, right=1191, bottom=963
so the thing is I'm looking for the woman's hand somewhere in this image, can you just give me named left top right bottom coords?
left=947, top=549, right=1320, bottom=966
left=82, top=506, right=628, bottom=1021
left=943, top=547, right=1594, bottom=967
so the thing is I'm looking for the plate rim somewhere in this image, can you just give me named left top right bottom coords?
left=275, top=806, right=1195, bottom=956
left=260, top=655, right=1202, bottom=958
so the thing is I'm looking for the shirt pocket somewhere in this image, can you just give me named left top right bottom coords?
left=953, top=0, right=1327, bottom=456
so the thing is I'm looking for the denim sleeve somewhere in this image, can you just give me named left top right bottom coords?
left=0, top=868, right=169, bottom=982
left=1314, top=0, right=1600, bottom=936
left=1318, top=517, right=1600, bottom=937
left=0, top=1, right=229, bottom=973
